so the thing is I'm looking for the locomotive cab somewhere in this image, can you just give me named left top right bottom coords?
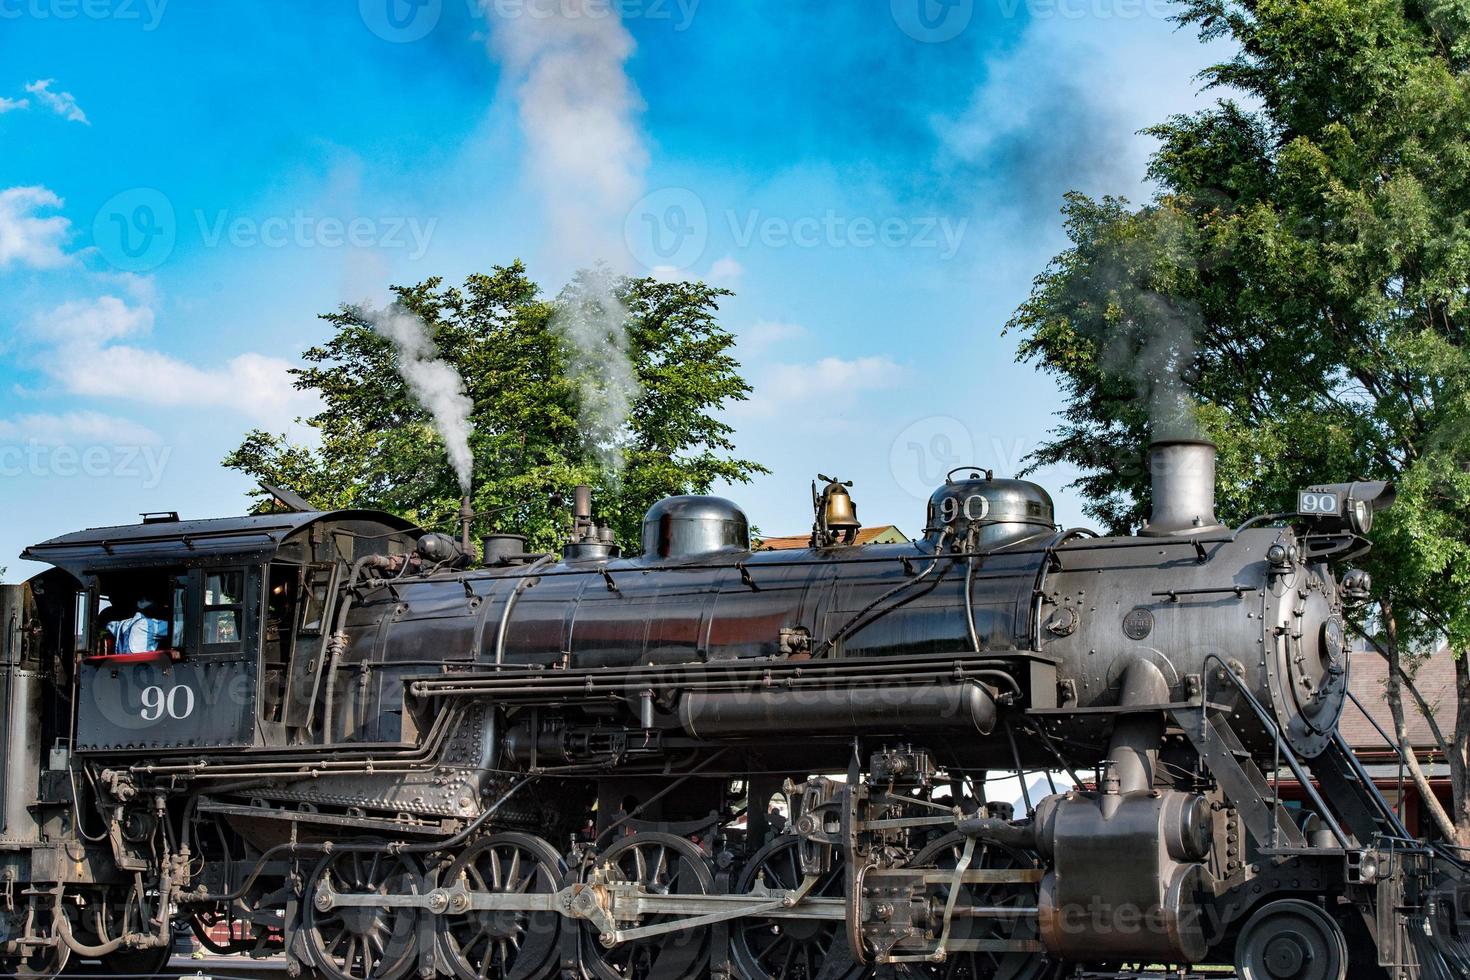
left=21, top=510, right=419, bottom=754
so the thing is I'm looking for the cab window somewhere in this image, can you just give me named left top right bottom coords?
left=202, top=570, right=246, bottom=651
left=90, top=569, right=188, bottom=657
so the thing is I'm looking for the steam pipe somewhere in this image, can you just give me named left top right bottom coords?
left=320, top=554, right=392, bottom=742
left=1105, top=658, right=1170, bottom=794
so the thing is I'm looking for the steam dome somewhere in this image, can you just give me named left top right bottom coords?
left=641, top=496, right=751, bottom=560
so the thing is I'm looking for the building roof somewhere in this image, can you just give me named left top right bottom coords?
left=1338, top=646, right=1459, bottom=754
left=756, top=525, right=910, bottom=550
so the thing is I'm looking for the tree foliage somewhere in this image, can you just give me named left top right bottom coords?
left=1007, top=1, right=1470, bottom=837
left=225, top=262, right=764, bottom=552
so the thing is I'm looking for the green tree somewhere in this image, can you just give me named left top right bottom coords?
left=225, top=262, right=764, bottom=552
left=1007, top=1, right=1470, bottom=842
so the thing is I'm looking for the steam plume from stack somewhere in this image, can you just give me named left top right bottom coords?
left=1094, top=208, right=1204, bottom=442
left=486, top=0, right=647, bottom=267
left=363, top=302, right=474, bottom=493
left=552, top=269, right=640, bottom=476
left=485, top=0, right=648, bottom=476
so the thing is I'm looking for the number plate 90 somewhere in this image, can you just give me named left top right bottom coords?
left=1298, top=491, right=1340, bottom=515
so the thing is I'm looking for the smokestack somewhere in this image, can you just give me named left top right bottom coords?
left=572, top=486, right=593, bottom=526
left=1140, top=440, right=1224, bottom=536
left=459, top=496, right=474, bottom=552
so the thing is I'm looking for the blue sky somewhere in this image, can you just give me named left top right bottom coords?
left=0, top=0, right=1229, bottom=578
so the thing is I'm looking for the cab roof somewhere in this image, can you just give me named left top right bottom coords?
left=21, top=510, right=419, bottom=576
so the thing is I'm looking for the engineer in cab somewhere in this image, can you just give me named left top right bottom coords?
left=97, top=592, right=170, bottom=655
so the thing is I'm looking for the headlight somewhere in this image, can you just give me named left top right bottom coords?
left=1351, top=497, right=1373, bottom=534
left=1298, top=481, right=1396, bottom=534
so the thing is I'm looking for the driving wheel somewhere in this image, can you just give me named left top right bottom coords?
left=1235, top=899, right=1347, bottom=980
left=731, top=836, right=864, bottom=980
left=439, top=832, right=565, bottom=980
left=302, top=850, right=425, bottom=980
left=580, top=832, right=714, bottom=980
left=900, top=832, right=1054, bottom=980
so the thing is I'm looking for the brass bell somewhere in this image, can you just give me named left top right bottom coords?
left=823, top=481, right=860, bottom=532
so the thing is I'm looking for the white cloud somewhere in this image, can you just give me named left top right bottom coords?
left=36, top=295, right=154, bottom=345
left=0, top=97, right=28, bottom=115
left=22, top=283, right=316, bottom=431
left=95, top=271, right=160, bottom=306
left=708, top=255, right=744, bottom=285
left=24, top=79, right=88, bottom=125
left=740, top=319, right=807, bottom=357
left=0, top=411, right=162, bottom=446
left=57, top=346, right=313, bottom=426
left=0, top=186, right=73, bottom=269
left=736, top=354, right=908, bottom=421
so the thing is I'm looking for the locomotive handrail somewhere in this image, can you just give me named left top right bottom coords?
left=129, top=701, right=466, bottom=778
left=1199, top=652, right=1353, bottom=851
left=1152, top=585, right=1251, bottom=601
left=1337, top=691, right=1437, bottom=846
left=373, top=532, right=1242, bottom=590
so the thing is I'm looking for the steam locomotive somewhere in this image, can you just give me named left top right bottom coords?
left=2, top=439, right=1467, bottom=980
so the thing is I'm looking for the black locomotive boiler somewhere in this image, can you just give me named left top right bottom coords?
left=2, top=440, right=1467, bottom=979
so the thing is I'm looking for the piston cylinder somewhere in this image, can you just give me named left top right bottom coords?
left=1035, top=788, right=1212, bottom=963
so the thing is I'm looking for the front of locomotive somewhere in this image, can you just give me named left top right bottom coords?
left=1037, top=439, right=1393, bottom=762
left=1019, top=438, right=1396, bottom=967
